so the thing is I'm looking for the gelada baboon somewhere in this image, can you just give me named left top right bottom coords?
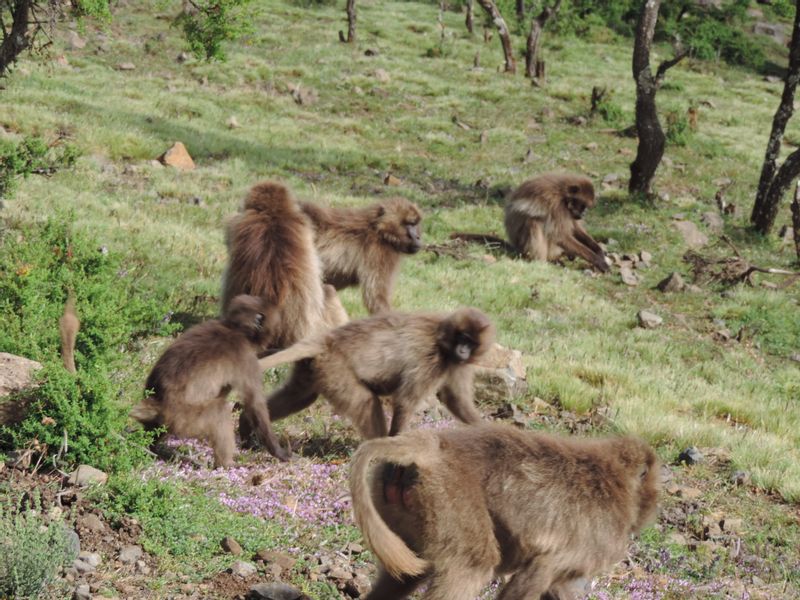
left=300, top=197, right=423, bottom=314
left=131, top=295, right=290, bottom=467
left=59, top=294, right=80, bottom=373
left=452, top=173, right=609, bottom=272
left=256, top=308, right=494, bottom=438
left=350, top=424, right=660, bottom=600
left=221, top=181, right=328, bottom=349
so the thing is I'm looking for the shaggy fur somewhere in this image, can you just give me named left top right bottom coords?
left=300, top=197, right=422, bottom=314
left=350, top=424, right=661, bottom=600
left=256, top=308, right=494, bottom=438
left=221, top=181, right=326, bottom=349
left=131, top=295, right=290, bottom=466
left=452, top=173, right=608, bottom=272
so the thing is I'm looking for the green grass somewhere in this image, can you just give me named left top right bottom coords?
left=1, top=0, right=800, bottom=595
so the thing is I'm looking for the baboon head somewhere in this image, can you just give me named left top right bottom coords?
left=223, top=294, right=273, bottom=343
left=373, top=198, right=423, bottom=254
left=562, top=176, right=596, bottom=220
left=616, top=436, right=661, bottom=533
left=437, top=307, right=495, bottom=364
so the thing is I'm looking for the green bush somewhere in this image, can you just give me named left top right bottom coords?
left=175, top=0, right=255, bottom=60
left=665, top=109, right=692, bottom=146
left=0, top=218, right=175, bottom=472
left=0, top=494, right=77, bottom=599
left=0, top=136, right=80, bottom=199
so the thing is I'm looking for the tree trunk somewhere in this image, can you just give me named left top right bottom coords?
left=465, top=0, right=474, bottom=34
left=792, top=183, right=800, bottom=263
left=751, top=2, right=800, bottom=234
left=760, top=145, right=800, bottom=238
left=525, top=0, right=561, bottom=79
left=0, top=0, right=32, bottom=77
left=516, top=0, right=525, bottom=22
left=339, top=0, right=356, bottom=43
left=475, top=0, right=516, bottom=73
left=628, top=0, right=686, bottom=195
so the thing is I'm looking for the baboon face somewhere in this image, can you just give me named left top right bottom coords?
left=376, top=198, right=423, bottom=254
left=224, top=294, right=271, bottom=342
left=564, top=180, right=596, bottom=220
left=438, top=308, right=494, bottom=364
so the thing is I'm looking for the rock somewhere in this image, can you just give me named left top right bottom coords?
left=656, top=272, right=686, bottom=293
left=67, top=31, right=86, bottom=50
left=347, top=542, right=363, bottom=554
left=344, top=573, right=371, bottom=597
left=118, top=545, right=143, bottom=564
left=328, top=566, right=352, bottom=580
left=221, top=536, right=243, bottom=555
left=116, top=62, right=136, bottom=71
left=230, top=560, right=257, bottom=578
left=678, top=446, right=704, bottom=465
left=158, top=142, right=195, bottom=171
left=149, top=159, right=163, bottom=168
left=247, top=582, right=310, bottom=600
left=254, top=549, right=295, bottom=570
left=473, top=344, right=527, bottom=403
left=79, top=513, right=105, bottom=532
left=602, top=173, right=620, bottom=185
left=364, top=48, right=379, bottom=56
left=73, top=558, right=95, bottom=574
left=176, top=51, right=190, bottom=63
left=637, top=310, right=663, bottom=329
left=754, top=22, right=785, bottom=44
left=638, top=250, right=652, bottom=266
left=673, top=221, right=709, bottom=249
left=778, top=225, right=795, bottom=241
left=0, top=352, right=42, bottom=398
left=67, top=465, right=108, bottom=487
left=74, top=584, right=91, bottom=600
left=374, top=68, right=390, bottom=83
left=479, top=130, right=489, bottom=144
left=790, top=353, right=800, bottom=364
left=687, top=284, right=703, bottom=293
left=79, top=551, right=101, bottom=568
left=383, top=174, right=401, bottom=186
left=64, top=527, right=81, bottom=556
left=226, top=116, right=240, bottom=129
left=700, top=211, right=724, bottom=233
left=765, top=75, right=781, bottom=84
left=675, top=486, right=702, bottom=500
left=289, top=85, right=318, bottom=106
left=584, top=142, right=598, bottom=151
left=619, top=266, right=640, bottom=286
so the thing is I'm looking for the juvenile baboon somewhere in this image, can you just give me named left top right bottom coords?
left=59, top=294, right=79, bottom=373
left=350, top=424, right=660, bottom=600
left=221, top=181, right=326, bottom=349
left=300, top=197, right=423, bottom=314
left=131, top=295, right=290, bottom=467
left=451, top=173, right=609, bottom=272
left=256, top=308, right=494, bottom=439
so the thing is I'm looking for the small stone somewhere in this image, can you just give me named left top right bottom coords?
left=523, top=148, right=535, bottom=163
left=290, top=86, right=318, bottom=105
left=158, top=142, right=195, bottom=171
left=247, top=582, right=310, bottom=600
left=176, top=51, right=190, bottom=63
left=67, top=465, right=108, bottom=487
left=117, top=62, right=136, bottom=71
left=64, top=528, right=81, bottom=555
left=638, top=250, right=653, bottom=266
left=677, top=486, right=702, bottom=500
left=723, top=517, right=744, bottom=533
left=620, top=266, right=640, bottom=286
left=778, top=225, right=795, bottom=241
left=602, top=173, right=620, bottom=185
left=584, top=142, right=598, bottom=151
left=79, top=551, right=101, bottom=567
left=328, top=566, right=352, bottom=580
left=67, top=31, right=86, bottom=50
left=364, top=48, right=379, bottom=56
left=344, top=574, right=371, bottom=597
left=374, top=68, right=390, bottom=83
left=790, top=353, right=800, bottom=363
left=383, top=174, right=401, bottom=186
left=74, top=584, right=91, bottom=600
left=230, top=560, right=257, bottom=578
left=678, top=446, right=704, bottom=465
left=226, top=116, right=240, bottom=129
left=73, top=558, right=95, bottom=574
left=347, top=542, right=364, bottom=554
left=656, top=272, right=686, bottom=293
left=637, top=310, right=663, bottom=329
left=687, top=284, right=703, bottom=293
left=149, top=159, right=163, bottom=168
left=479, top=130, right=488, bottom=144
left=254, top=549, right=296, bottom=570
left=221, top=536, right=243, bottom=555
left=673, top=220, right=709, bottom=249
left=481, top=254, right=496, bottom=264
left=731, top=470, right=750, bottom=486
left=700, top=211, right=724, bottom=233
left=118, top=545, right=143, bottom=564
left=79, top=513, right=105, bottom=532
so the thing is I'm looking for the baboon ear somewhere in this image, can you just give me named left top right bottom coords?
left=567, top=185, right=580, bottom=194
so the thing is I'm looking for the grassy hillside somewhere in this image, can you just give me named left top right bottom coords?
left=1, top=0, right=799, bottom=597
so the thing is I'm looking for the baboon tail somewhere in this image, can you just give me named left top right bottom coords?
left=349, top=435, right=437, bottom=580
left=257, top=337, right=325, bottom=371
left=59, top=294, right=80, bottom=374
left=130, top=397, right=162, bottom=430
left=449, top=232, right=517, bottom=254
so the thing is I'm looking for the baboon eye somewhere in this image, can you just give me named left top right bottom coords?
left=254, top=313, right=264, bottom=329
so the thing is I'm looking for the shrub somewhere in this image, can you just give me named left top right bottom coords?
left=0, top=494, right=77, bottom=599
left=175, top=0, right=255, bottom=60
left=0, top=218, right=175, bottom=472
left=0, top=136, right=80, bottom=199
left=665, top=109, right=692, bottom=147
